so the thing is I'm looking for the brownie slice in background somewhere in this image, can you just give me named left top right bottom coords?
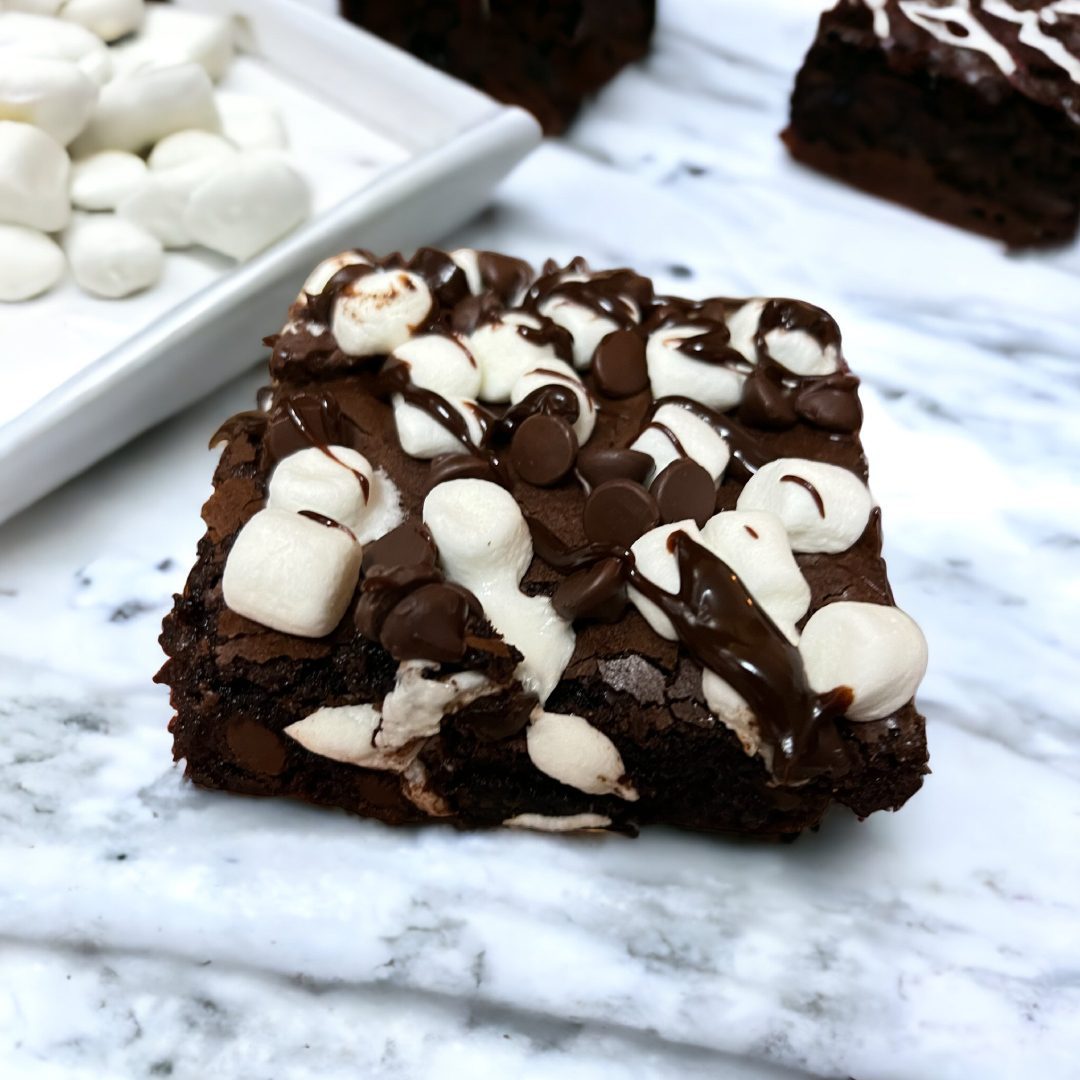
left=784, top=0, right=1080, bottom=247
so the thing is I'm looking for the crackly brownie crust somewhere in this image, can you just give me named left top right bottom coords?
left=158, top=248, right=928, bottom=839
left=785, top=0, right=1080, bottom=247
left=339, top=0, right=655, bottom=135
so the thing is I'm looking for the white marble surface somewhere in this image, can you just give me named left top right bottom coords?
left=2, top=1, right=1079, bottom=1077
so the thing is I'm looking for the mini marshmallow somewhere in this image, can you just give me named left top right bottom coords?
left=0, top=55, right=97, bottom=145
left=468, top=312, right=564, bottom=403
left=70, top=149, right=146, bottom=211
left=116, top=173, right=191, bottom=248
left=5, top=2, right=64, bottom=14
left=798, top=602, right=928, bottom=722
left=627, top=519, right=704, bottom=641
left=645, top=324, right=746, bottom=411
left=0, top=120, right=70, bottom=231
left=424, top=479, right=576, bottom=703
left=331, top=268, right=432, bottom=357
left=72, top=62, right=218, bottom=156
left=763, top=327, right=840, bottom=377
left=301, top=250, right=369, bottom=299
left=221, top=506, right=363, bottom=638
left=699, top=510, right=811, bottom=643
left=701, top=671, right=760, bottom=758
left=630, top=402, right=730, bottom=483
left=449, top=247, right=482, bottom=295
left=215, top=91, right=287, bottom=152
left=504, top=813, right=613, bottom=832
left=266, top=445, right=374, bottom=534
left=724, top=298, right=764, bottom=362
left=539, top=294, right=624, bottom=370
left=183, top=156, right=310, bottom=261
left=0, top=13, right=111, bottom=85
left=391, top=333, right=480, bottom=398
left=380, top=661, right=495, bottom=748
left=737, top=458, right=873, bottom=554
left=394, top=397, right=486, bottom=459
left=147, top=128, right=236, bottom=172
left=526, top=708, right=637, bottom=800
left=284, top=703, right=384, bottom=768
left=509, top=358, right=596, bottom=445
left=0, top=223, right=63, bottom=301
left=107, top=5, right=233, bottom=81
left=60, top=0, right=145, bottom=43
left=65, top=213, right=162, bottom=298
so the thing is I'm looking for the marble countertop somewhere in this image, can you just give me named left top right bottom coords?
left=2, top=1, right=1078, bottom=1077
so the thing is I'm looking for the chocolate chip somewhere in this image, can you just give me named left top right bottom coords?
left=454, top=691, right=535, bottom=741
left=361, top=520, right=436, bottom=577
left=583, top=480, right=660, bottom=547
left=427, top=452, right=499, bottom=490
left=739, top=367, right=798, bottom=430
left=553, top=558, right=628, bottom=622
left=795, top=379, right=863, bottom=433
left=576, top=446, right=653, bottom=488
left=379, top=582, right=477, bottom=662
left=510, top=414, right=578, bottom=487
left=650, top=459, right=715, bottom=527
left=592, top=329, right=648, bottom=398
left=226, top=718, right=287, bottom=775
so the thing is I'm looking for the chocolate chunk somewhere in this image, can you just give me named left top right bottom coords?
left=379, top=582, right=477, bottom=662
left=510, top=414, right=578, bottom=487
left=576, top=446, right=653, bottom=488
left=553, top=558, right=627, bottom=622
left=361, top=520, right=436, bottom=577
left=650, top=459, right=715, bottom=527
left=591, top=329, right=649, bottom=398
left=583, top=480, right=660, bottom=547
left=226, top=718, right=287, bottom=775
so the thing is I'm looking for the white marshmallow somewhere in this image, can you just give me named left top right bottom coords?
left=449, top=246, right=482, bottom=294
left=391, top=333, right=480, bottom=398
left=526, top=708, right=637, bottom=800
left=539, top=295, right=622, bottom=370
left=504, top=813, right=612, bottom=832
left=59, top=0, right=145, bottom=43
left=183, top=156, right=310, bottom=261
left=148, top=128, right=236, bottom=172
left=221, top=507, right=363, bottom=638
left=0, top=55, right=97, bottom=145
left=424, top=479, right=575, bottom=703
left=627, top=519, right=704, bottom=641
left=509, top=358, right=596, bottom=446
left=0, top=223, right=63, bottom=301
left=645, top=324, right=746, bottom=411
left=725, top=298, right=764, bottom=362
left=393, top=397, right=486, bottom=459
left=116, top=173, right=191, bottom=248
left=737, top=458, right=873, bottom=554
left=630, top=402, right=730, bottom=483
left=70, top=149, right=145, bottom=210
left=215, top=91, right=287, bottom=152
left=0, top=13, right=111, bottom=85
left=107, top=5, right=233, bottom=81
left=699, top=510, right=811, bottom=644
left=284, top=703, right=384, bottom=768
left=700, top=671, right=760, bottom=758
left=380, top=661, right=495, bottom=748
left=301, top=250, right=369, bottom=299
left=5, top=2, right=64, bottom=14
left=468, top=311, right=563, bottom=402
left=331, top=268, right=432, bottom=357
left=798, top=602, right=928, bottom=722
left=65, top=213, right=161, bottom=298
left=763, top=327, right=840, bottom=377
left=72, top=62, right=218, bottom=156
left=0, top=120, right=69, bottom=231
left=266, top=446, right=373, bottom=533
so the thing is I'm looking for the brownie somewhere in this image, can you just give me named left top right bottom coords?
left=157, top=247, right=929, bottom=839
left=784, top=0, right=1080, bottom=247
left=339, top=0, right=655, bottom=134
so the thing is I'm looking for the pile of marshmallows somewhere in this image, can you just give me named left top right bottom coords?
left=0, top=0, right=310, bottom=302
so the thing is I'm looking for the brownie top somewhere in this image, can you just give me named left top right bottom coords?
left=839, top=0, right=1080, bottom=118
left=208, top=247, right=928, bottom=808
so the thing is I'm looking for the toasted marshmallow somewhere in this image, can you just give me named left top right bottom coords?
left=628, top=519, right=704, bottom=641
left=737, top=458, right=873, bottom=554
left=509, top=358, right=596, bottom=445
left=0, top=222, right=64, bottom=301
left=65, top=213, right=162, bottom=298
left=798, top=602, right=928, bottom=722
left=630, top=402, right=730, bottom=483
left=645, top=325, right=745, bottom=410
left=331, top=268, right=432, bottom=357
left=221, top=507, right=363, bottom=638
left=468, top=311, right=564, bottom=402
left=70, top=149, right=146, bottom=211
left=526, top=708, right=637, bottom=800
left=0, top=55, right=97, bottom=146
left=0, top=120, right=70, bottom=231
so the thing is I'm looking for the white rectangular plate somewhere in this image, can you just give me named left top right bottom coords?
left=0, top=0, right=540, bottom=524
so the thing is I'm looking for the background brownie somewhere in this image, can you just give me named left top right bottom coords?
left=784, top=0, right=1080, bottom=247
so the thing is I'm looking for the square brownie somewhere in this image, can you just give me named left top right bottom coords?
left=784, top=0, right=1080, bottom=247
left=158, top=247, right=929, bottom=838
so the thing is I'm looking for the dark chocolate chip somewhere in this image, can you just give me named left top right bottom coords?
left=592, top=329, right=648, bottom=398
left=226, top=718, right=287, bottom=776
left=453, top=691, right=535, bottom=741
left=583, top=479, right=660, bottom=548
left=510, top=414, right=578, bottom=487
left=739, top=368, right=798, bottom=430
left=427, top=452, right=499, bottom=490
left=576, top=446, right=653, bottom=488
left=379, top=582, right=476, bottom=662
left=553, top=558, right=628, bottom=622
left=795, top=380, right=863, bottom=433
left=650, top=459, right=715, bottom=527
left=362, top=521, right=436, bottom=577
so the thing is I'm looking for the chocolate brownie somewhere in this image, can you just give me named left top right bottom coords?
left=157, top=247, right=930, bottom=839
left=784, top=1, right=1080, bottom=247
left=339, top=0, right=655, bottom=134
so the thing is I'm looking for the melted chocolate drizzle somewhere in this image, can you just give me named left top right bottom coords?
left=781, top=474, right=826, bottom=517
left=297, top=509, right=357, bottom=542
left=649, top=396, right=773, bottom=479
